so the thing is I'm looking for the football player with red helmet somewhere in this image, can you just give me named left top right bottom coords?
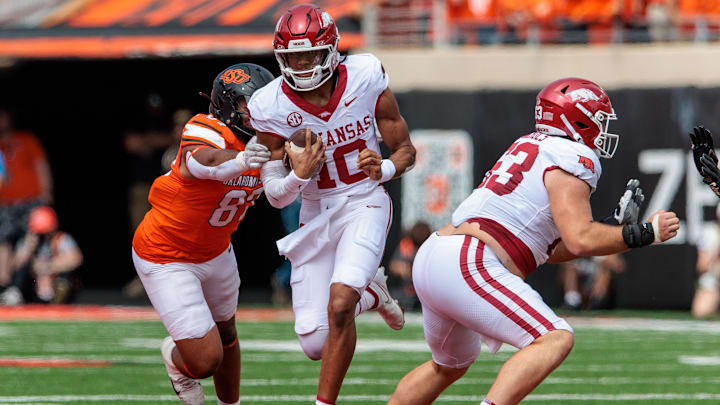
left=248, top=4, right=416, bottom=405
left=388, top=78, right=679, bottom=405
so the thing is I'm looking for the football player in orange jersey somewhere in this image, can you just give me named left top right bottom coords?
left=131, top=63, right=274, bottom=405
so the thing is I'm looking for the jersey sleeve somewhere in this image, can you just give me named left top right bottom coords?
left=248, top=87, right=287, bottom=139
left=543, top=141, right=602, bottom=191
left=180, top=115, right=226, bottom=149
left=362, top=53, right=389, bottom=104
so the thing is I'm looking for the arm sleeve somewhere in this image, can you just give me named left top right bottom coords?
left=260, top=160, right=310, bottom=209
left=186, top=149, right=247, bottom=181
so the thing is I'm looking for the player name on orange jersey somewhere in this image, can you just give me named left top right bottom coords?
left=222, top=175, right=260, bottom=187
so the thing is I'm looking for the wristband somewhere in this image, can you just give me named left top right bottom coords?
left=651, top=213, right=662, bottom=244
left=622, top=223, right=655, bottom=248
left=379, top=159, right=396, bottom=183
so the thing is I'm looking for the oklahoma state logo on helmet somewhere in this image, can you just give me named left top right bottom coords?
left=577, top=155, right=595, bottom=173
left=219, top=69, right=251, bottom=85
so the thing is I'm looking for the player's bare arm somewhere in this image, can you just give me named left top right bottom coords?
left=549, top=178, right=645, bottom=263
left=689, top=125, right=720, bottom=197
left=545, top=169, right=679, bottom=262
left=256, top=132, right=286, bottom=160
left=177, top=137, right=270, bottom=181
left=358, top=88, right=415, bottom=181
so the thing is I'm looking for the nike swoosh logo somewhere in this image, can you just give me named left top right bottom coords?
left=344, top=97, right=357, bottom=107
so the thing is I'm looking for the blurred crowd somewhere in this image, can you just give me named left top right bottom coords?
left=0, top=109, right=82, bottom=305
left=445, top=0, right=720, bottom=44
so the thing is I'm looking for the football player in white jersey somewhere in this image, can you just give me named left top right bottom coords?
left=388, top=78, right=680, bottom=405
left=247, top=4, right=416, bottom=405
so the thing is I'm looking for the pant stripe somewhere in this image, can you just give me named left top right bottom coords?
left=460, top=236, right=553, bottom=339
left=471, top=238, right=556, bottom=334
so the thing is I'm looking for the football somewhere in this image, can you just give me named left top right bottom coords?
left=284, top=128, right=321, bottom=171
left=288, top=128, right=318, bottom=152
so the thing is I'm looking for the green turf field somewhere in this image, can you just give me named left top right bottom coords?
left=2, top=311, right=720, bottom=404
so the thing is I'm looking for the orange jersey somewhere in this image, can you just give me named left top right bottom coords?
left=132, top=113, right=263, bottom=264
left=0, top=132, right=47, bottom=204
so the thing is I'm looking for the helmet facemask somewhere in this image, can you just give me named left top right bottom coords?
left=574, top=103, right=619, bottom=159
left=210, top=83, right=254, bottom=142
left=275, top=40, right=338, bottom=91
left=592, top=109, right=619, bottom=158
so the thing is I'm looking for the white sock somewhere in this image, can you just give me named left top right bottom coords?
left=161, top=337, right=184, bottom=379
left=354, top=287, right=379, bottom=316
left=218, top=399, right=239, bottom=405
left=316, top=400, right=334, bottom=405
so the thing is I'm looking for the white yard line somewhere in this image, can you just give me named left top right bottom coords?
left=3, top=394, right=720, bottom=402
left=120, top=338, right=517, bottom=353
left=187, top=376, right=720, bottom=388
left=360, top=312, right=720, bottom=333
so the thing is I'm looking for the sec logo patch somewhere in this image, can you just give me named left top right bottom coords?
left=287, top=112, right=303, bottom=127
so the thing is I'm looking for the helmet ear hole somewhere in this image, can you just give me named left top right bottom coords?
left=574, top=121, right=589, bottom=129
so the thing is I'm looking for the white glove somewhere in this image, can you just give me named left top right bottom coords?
left=613, top=178, right=644, bottom=225
left=236, top=137, right=271, bottom=170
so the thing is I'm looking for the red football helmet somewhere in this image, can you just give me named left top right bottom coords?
left=535, top=78, right=619, bottom=158
left=273, top=4, right=340, bottom=91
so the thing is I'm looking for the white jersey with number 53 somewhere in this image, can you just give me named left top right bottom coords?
left=248, top=53, right=388, bottom=200
left=452, top=133, right=602, bottom=272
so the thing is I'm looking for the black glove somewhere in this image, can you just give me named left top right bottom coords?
left=690, top=126, right=719, bottom=175
left=701, top=153, right=720, bottom=197
left=689, top=126, right=720, bottom=197
left=601, top=178, right=644, bottom=225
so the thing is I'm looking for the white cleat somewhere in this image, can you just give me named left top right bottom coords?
left=161, top=336, right=205, bottom=405
left=370, top=266, right=405, bottom=330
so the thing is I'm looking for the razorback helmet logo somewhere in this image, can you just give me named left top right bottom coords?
left=577, top=155, right=595, bottom=173
left=569, top=88, right=600, bottom=103
left=219, top=69, right=251, bottom=85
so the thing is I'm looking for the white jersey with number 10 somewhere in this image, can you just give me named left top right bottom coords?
left=248, top=53, right=388, bottom=200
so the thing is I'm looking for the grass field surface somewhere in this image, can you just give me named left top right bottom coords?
left=1, top=306, right=720, bottom=404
